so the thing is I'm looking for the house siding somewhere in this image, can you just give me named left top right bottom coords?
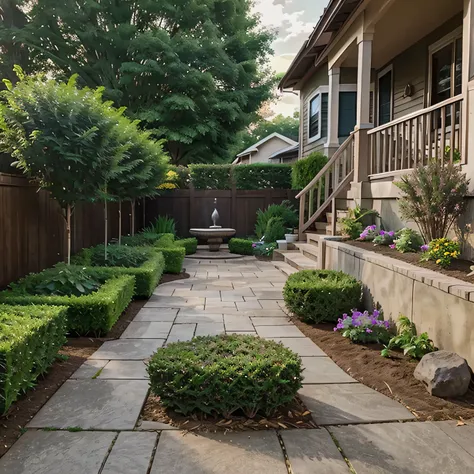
left=378, top=14, right=463, bottom=123
left=250, top=137, right=294, bottom=164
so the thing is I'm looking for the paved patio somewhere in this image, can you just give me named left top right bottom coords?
left=1, top=255, right=474, bottom=473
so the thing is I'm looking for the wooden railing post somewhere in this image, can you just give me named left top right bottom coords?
left=298, top=192, right=306, bottom=241
left=353, top=128, right=370, bottom=182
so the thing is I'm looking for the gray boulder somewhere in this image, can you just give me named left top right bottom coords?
left=414, top=351, right=471, bottom=398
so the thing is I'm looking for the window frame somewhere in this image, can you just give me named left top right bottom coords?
left=376, top=64, right=393, bottom=127
left=307, top=86, right=328, bottom=144
left=428, top=26, right=463, bottom=106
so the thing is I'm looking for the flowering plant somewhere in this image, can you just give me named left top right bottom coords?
left=253, top=242, right=277, bottom=257
left=334, top=310, right=392, bottom=344
left=393, top=228, right=424, bottom=253
left=359, top=225, right=378, bottom=241
left=373, top=230, right=395, bottom=246
left=421, top=238, right=461, bottom=267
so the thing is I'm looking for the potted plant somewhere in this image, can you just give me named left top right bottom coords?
left=285, top=228, right=298, bottom=243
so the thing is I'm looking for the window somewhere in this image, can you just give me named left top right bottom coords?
left=377, top=66, right=393, bottom=126
left=338, top=92, right=357, bottom=138
left=309, top=94, right=321, bottom=140
left=429, top=28, right=462, bottom=105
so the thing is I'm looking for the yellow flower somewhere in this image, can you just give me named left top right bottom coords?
left=436, top=259, right=441, bottom=264
left=445, top=242, right=449, bottom=246
left=444, top=252, right=450, bottom=256
left=157, top=182, right=178, bottom=190
left=451, top=252, right=457, bottom=257
left=166, top=170, right=179, bottom=180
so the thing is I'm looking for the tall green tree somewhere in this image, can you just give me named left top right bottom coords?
left=5, top=0, right=275, bottom=164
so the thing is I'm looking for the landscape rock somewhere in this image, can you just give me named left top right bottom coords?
left=414, top=351, right=471, bottom=398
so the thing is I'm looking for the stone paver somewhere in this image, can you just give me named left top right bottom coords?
left=145, top=295, right=205, bottom=308
left=0, top=431, right=115, bottom=474
left=267, top=337, right=327, bottom=357
left=251, top=317, right=291, bottom=326
left=195, top=322, right=225, bottom=336
left=166, top=323, right=196, bottom=343
left=28, top=379, right=149, bottom=430
left=435, top=420, right=474, bottom=457
left=102, top=432, right=157, bottom=474
left=120, top=321, right=173, bottom=339
left=224, top=315, right=255, bottom=331
left=281, top=429, right=350, bottom=473
left=330, top=422, right=474, bottom=473
left=301, top=357, right=355, bottom=384
left=98, top=360, right=148, bottom=379
left=175, top=313, right=224, bottom=323
left=299, top=383, right=415, bottom=425
left=255, top=325, right=305, bottom=338
left=90, top=339, right=163, bottom=360
left=151, top=431, right=287, bottom=474
left=71, top=359, right=107, bottom=379
left=133, top=308, right=178, bottom=322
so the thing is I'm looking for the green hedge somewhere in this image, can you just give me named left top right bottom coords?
left=189, top=164, right=232, bottom=190
left=73, top=249, right=165, bottom=298
left=147, top=335, right=303, bottom=417
left=283, top=270, right=362, bottom=323
left=291, top=152, right=328, bottom=190
left=0, top=272, right=135, bottom=336
left=234, top=163, right=292, bottom=190
left=228, top=238, right=254, bottom=255
left=176, top=238, right=198, bottom=255
left=0, top=305, right=68, bottom=413
left=154, top=236, right=185, bottom=274
left=120, top=232, right=164, bottom=247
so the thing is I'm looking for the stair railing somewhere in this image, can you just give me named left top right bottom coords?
left=296, top=134, right=355, bottom=238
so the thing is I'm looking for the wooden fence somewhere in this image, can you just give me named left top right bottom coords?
left=145, top=188, right=296, bottom=238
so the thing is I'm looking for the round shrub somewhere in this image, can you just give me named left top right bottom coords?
left=283, top=270, right=362, bottom=324
left=228, top=238, right=254, bottom=255
left=147, top=335, right=303, bottom=418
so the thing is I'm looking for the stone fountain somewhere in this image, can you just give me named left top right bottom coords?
left=189, top=199, right=236, bottom=252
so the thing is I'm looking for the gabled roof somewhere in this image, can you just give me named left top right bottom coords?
left=270, top=143, right=299, bottom=160
left=235, top=133, right=298, bottom=158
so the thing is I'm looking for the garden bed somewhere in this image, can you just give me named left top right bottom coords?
left=348, top=240, right=473, bottom=284
left=292, top=319, right=474, bottom=422
left=140, top=395, right=315, bottom=432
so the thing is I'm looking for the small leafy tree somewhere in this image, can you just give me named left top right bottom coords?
left=395, top=160, right=470, bottom=242
left=0, top=68, right=125, bottom=263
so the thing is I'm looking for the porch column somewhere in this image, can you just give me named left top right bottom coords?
left=353, top=34, right=373, bottom=183
left=463, top=0, right=474, bottom=180
left=326, top=67, right=341, bottom=149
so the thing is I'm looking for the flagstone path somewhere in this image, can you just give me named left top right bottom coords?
left=2, top=255, right=474, bottom=473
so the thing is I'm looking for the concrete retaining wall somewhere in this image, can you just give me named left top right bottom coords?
left=323, top=239, right=474, bottom=368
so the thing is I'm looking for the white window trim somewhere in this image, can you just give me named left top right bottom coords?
left=376, top=64, right=393, bottom=127
left=307, top=85, right=328, bottom=144
left=427, top=26, right=463, bottom=106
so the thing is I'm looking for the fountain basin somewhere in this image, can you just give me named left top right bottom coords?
left=189, top=228, right=236, bottom=252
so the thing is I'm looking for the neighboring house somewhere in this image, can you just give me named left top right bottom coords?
left=233, top=133, right=298, bottom=165
left=270, top=143, right=299, bottom=163
left=280, top=0, right=474, bottom=255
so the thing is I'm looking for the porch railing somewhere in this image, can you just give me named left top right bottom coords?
left=296, top=134, right=355, bottom=237
left=368, top=95, right=464, bottom=175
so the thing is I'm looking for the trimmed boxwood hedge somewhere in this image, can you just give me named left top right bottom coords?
left=72, top=247, right=165, bottom=298
left=0, top=271, right=135, bottom=336
left=189, top=164, right=232, bottom=190
left=228, top=238, right=254, bottom=255
left=154, top=236, right=185, bottom=274
left=147, top=334, right=303, bottom=418
left=176, top=238, right=198, bottom=255
left=120, top=232, right=164, bottom=247
left=234, top=163, right=292, bottom=190
left=0, top=305, right=68, bottom=413
left=283, top=270, right=362, bottom=323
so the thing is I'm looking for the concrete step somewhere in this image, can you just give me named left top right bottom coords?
left=314, top=221, right=327, bottom=231
left=305, top=233, right=323, bottom=246
left=294, top=243, right=319, bottom=263
left=272, top=260, right=298, bottom=277
left=273, top=249, right=299, bottom=262
left=282, top=252, right=316, bottom=272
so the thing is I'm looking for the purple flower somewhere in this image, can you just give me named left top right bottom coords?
left=366, top=328, right=373, bottom=333
left=389, top=244, right=396, bottom=249
left=420, top=244, right=429, bottom=252
left=252, top=243, right=257, bottom=248
left=333, top=327, right=338, bottom=332
left=388, top=231, right=395, bottom=237
left=380, top=230, right=386, bottom=236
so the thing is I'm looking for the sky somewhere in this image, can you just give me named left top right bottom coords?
left=252, top=0, right=328, bottom=116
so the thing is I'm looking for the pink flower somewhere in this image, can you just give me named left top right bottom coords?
left=389, top=244, right=396, bottom=249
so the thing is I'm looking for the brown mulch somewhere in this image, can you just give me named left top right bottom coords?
left=0, top=273, right=191, bottom=458
left=140, top=395, right=315, bottom=432
left=293, top=319, right=474, bottom=422
left=348, top=240, right=474, bottom=284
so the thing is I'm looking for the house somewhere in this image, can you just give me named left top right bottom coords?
left=280, top=0, right=474, bottom=254
left=232, top=133, right=298, bottom=165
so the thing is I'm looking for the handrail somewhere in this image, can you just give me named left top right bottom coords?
left=296, top=133, right=354, bottom=198
left=368, top=94, right=463, bottom=135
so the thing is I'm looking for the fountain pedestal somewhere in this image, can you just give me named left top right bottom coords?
left=189, top=227, right=236, bottom=252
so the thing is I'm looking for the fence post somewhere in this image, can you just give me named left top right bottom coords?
left=189, top=184, right=195, bottom=235
left=231, top=184, right=237, bottom=231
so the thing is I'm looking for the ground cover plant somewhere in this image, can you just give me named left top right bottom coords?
left=334, top=310, right=391, bottom=344
left=283, top=270, right=362, bottom=323
left=0, top=305, right=68, bottom=413
left=147, top=335, right=303, bottom=418
left=0, top=266, right=135, bottom=336
left=393, top=228, right=424, bottom=253
left=228, top=238, right=254, bottom=255
left=421, top=238, right=461, bottom=268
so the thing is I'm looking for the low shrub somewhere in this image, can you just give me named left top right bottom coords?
left=253, top=242, right=277, bottom=258
left=147, top=335, right=303, bottom=418
left=176, top=238, right=198, bottom=255
left=121, top=232, right=163, bottom=247
left=382, top=316, right=436, bottom=359
left=255, top=201, right=298, bottom=240
left=291, top=152, right=328, bottom=190
left=283, top=270, right=362, bottom=323
left=1, top=270, right=135, bottom=336
left=228, top=238, right=254, bottom=255
left=189, top=164, right=232, bottom=190
left=90, top=245, right=151, bottom=268
left=154, top=235, right=185, bottom=273
left=421, top=238, right=461, bottom=268
left=264, top=217, right=286, bottom=243
left=234, top=163, right=292, bottom=190
left=334, top=309, right=391, bottom=344
left=393, top=228, right=424, bottom=253
left=0, top=305, right=67, bottom=413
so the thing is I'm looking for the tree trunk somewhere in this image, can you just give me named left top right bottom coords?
left=131, top=199, right=136, bottom=236
left=66, top=204, right=72, bottom=265
left=118, top=200, right=122, bottom=245
left=104, top=199, right=108, bottom=261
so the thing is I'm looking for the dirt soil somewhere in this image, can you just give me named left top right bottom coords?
left=348, top=240, right=474, bottom=284
left=293, top=319, right=474, bottom=422
left=141, top=395, right=315, bottom=432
